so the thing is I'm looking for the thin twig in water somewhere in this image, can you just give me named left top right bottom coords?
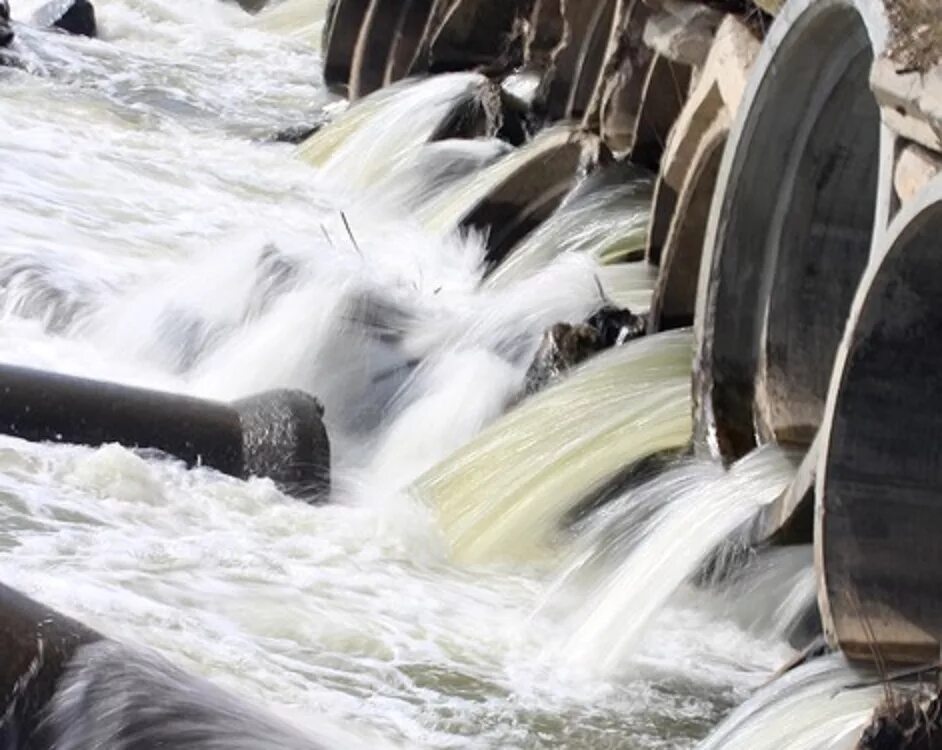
left=321, top=224, right=333, bottom=247
left=340, top=211, right=363, bottom=258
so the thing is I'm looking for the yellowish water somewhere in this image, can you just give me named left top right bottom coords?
left=296, top=73, right=487, bottom=187
left=597, top=262, right=659, bottom=312
left=413, top=331, right=693, bottom=565
left=252, top=0, right=328, bottom=45
left=485, top=179, right=650, bottom=289
left=416, top=126, right=586, bottom=235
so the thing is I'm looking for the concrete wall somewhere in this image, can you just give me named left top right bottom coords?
left=692, top=0, right=888, bottom=461
left=817, top=176, right=942, bottom=664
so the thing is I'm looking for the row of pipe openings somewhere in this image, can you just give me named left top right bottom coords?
left=323, top=0, right=690, bottom=153
left=323, top=0, right=942, bottom=670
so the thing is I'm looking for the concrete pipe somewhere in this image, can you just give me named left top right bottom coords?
left=544, top=0, right=617, bottom=121
left=817, top=175, right=942, bottom=665
left=462, top=131, right=600, bottom=267
left=630, top=54, right=692, bottom=174
left=348, top=0, right=405, bottom=99
left=693, top=0, right=889, bottom=460
left=0, top=365, right=330, bottom=500
left=650, top=118, right=727, bottom=332
left=0, top=583, right=101, bottom=746
left=586, top=0, right=654, bottom=154
left=322, top=0, right=371, bottom=96
left=420, top=0, right=533, bottom=74
left=383, top=0, right=436, bottom=85
left=0, top=584, right=324, bottom=749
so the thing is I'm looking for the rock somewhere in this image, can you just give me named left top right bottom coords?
left=32, top=0, right=97, bottom=37
left=858, top=693, right=942, bottom=750
left=587, top=305, right=647, bottom=347
left=524, top=322, right=602, bottom=396
left=230, top=0, right=269, bottom=12
left=266, top=123, right=325, bottom=145
left=524, top=306, right=648, bottom=395
left=0, top=0, right=13, bottom=48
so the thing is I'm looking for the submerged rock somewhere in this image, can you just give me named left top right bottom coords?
left=858, top=692, right=942, bottom=750
left=523, top=306, right=648, bottom=396
left=0, top=0, right=13, bottom=48
left=266, top=122, right=325, bottom=145
left=32, top=0, right=97, bottom=37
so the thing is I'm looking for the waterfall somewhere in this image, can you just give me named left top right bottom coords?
left=0, top=0, right=878, bottom=747
left=414, top=331, right=693, bottom=564
left=485, top=170, right=652, bottom=288
left=696, top=654, right=884, bottom=750
left=416, top=126, right=583, bottom=234
left=549, top=445, right=797, bottom=675
left=297, top=73, right=492, bottom=189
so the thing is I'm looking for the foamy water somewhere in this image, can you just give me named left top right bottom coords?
left=0, top=1, right=845, bottom=748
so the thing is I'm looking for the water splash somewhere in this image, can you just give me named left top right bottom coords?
left=414, top=331, right=694, bottom=564
left=416, top=126, right=585, bottom=234
left=696, top=654, right=883, bottom=750
left=298, top=73, right=492, bottom=189
left=485, top=171, right=652, bottom=289
left=551, top=445, right=797, bottom=675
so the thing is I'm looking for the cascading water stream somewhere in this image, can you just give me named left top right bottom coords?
left=696, top=654, right=885, bottom=750
left=0, top=1, right=852, bottom=748
left=413, top=331, right=693, bottom=564
left=544, top=446, right=798, bottom=675
left=485, top=171, right=652, bottom=288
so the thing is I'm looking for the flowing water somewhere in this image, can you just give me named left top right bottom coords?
left=0, top=1, right=871, bottom=748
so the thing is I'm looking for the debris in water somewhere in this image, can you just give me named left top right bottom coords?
left=524, top=306, right=647, bottom=395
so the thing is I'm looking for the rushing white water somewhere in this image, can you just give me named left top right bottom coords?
left=297, top=73, right=493, bottom=190
left=416, top=125, right=587, bottom=234
left=696, top=654, right=884, bottom=750
left=414, top=331, right=694, bottom=565
left=550, top=446, right=797, bottom=676
left=485, top=169, right=652, bottom=289
left=0, top=1, right=861, bottom=748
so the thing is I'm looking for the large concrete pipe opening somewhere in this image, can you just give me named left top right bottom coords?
left=695, top=0, right=884, bottom=460
left=818, top=178, right=942, bottom=665
left=650, top=122, right=727, bottom=331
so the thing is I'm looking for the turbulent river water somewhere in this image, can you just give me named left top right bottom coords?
left=0, top=1, right=864, bottom=748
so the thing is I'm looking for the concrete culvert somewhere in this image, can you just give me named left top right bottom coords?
left=322, top=0, right=371, bottom=96
left=349, top=0, right=407, bottom=99
left=0, top=365, right=330, bottom=501
left=383, top=0, right=435, bottom=84
left=651, top=120, right=727, bottom=332
left=694, top=0, right=887, bottom=460
left=818, top=176, right=942, bottom=666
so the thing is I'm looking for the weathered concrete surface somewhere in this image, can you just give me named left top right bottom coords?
left=420, top=0, right=533, bottom=74
left=585, top=0, right=655, bottom=153
left=649, top=114, right=728, bottom=331
left=660, top=14, right=760, bottom=192
left=647, top=15, right=757, bottom=331
left=462, top=132, right=601, bottom=266
left=894, top=140, right=942, bottom=203
left=630, top=54, right=692, bottom=170
left=0, top=583, right=101, bottom=746
left=872, top=57, right=942, bottom=151
left=383, top=0, right=435, bottom=84
left=817, top=175, right=942, bottom=665
left=349, top=0, right=405, bottom=99
left=0, top=365, right=331, bottom=500
left=693, top=0, right=888, bottom=460
left=545, top=0, right=618, bottom=120
left=322, top=0, right=370, bottom=95
left=642, top=0, right=723, bottom=66
left=753, top=433, right=819, bottom=545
